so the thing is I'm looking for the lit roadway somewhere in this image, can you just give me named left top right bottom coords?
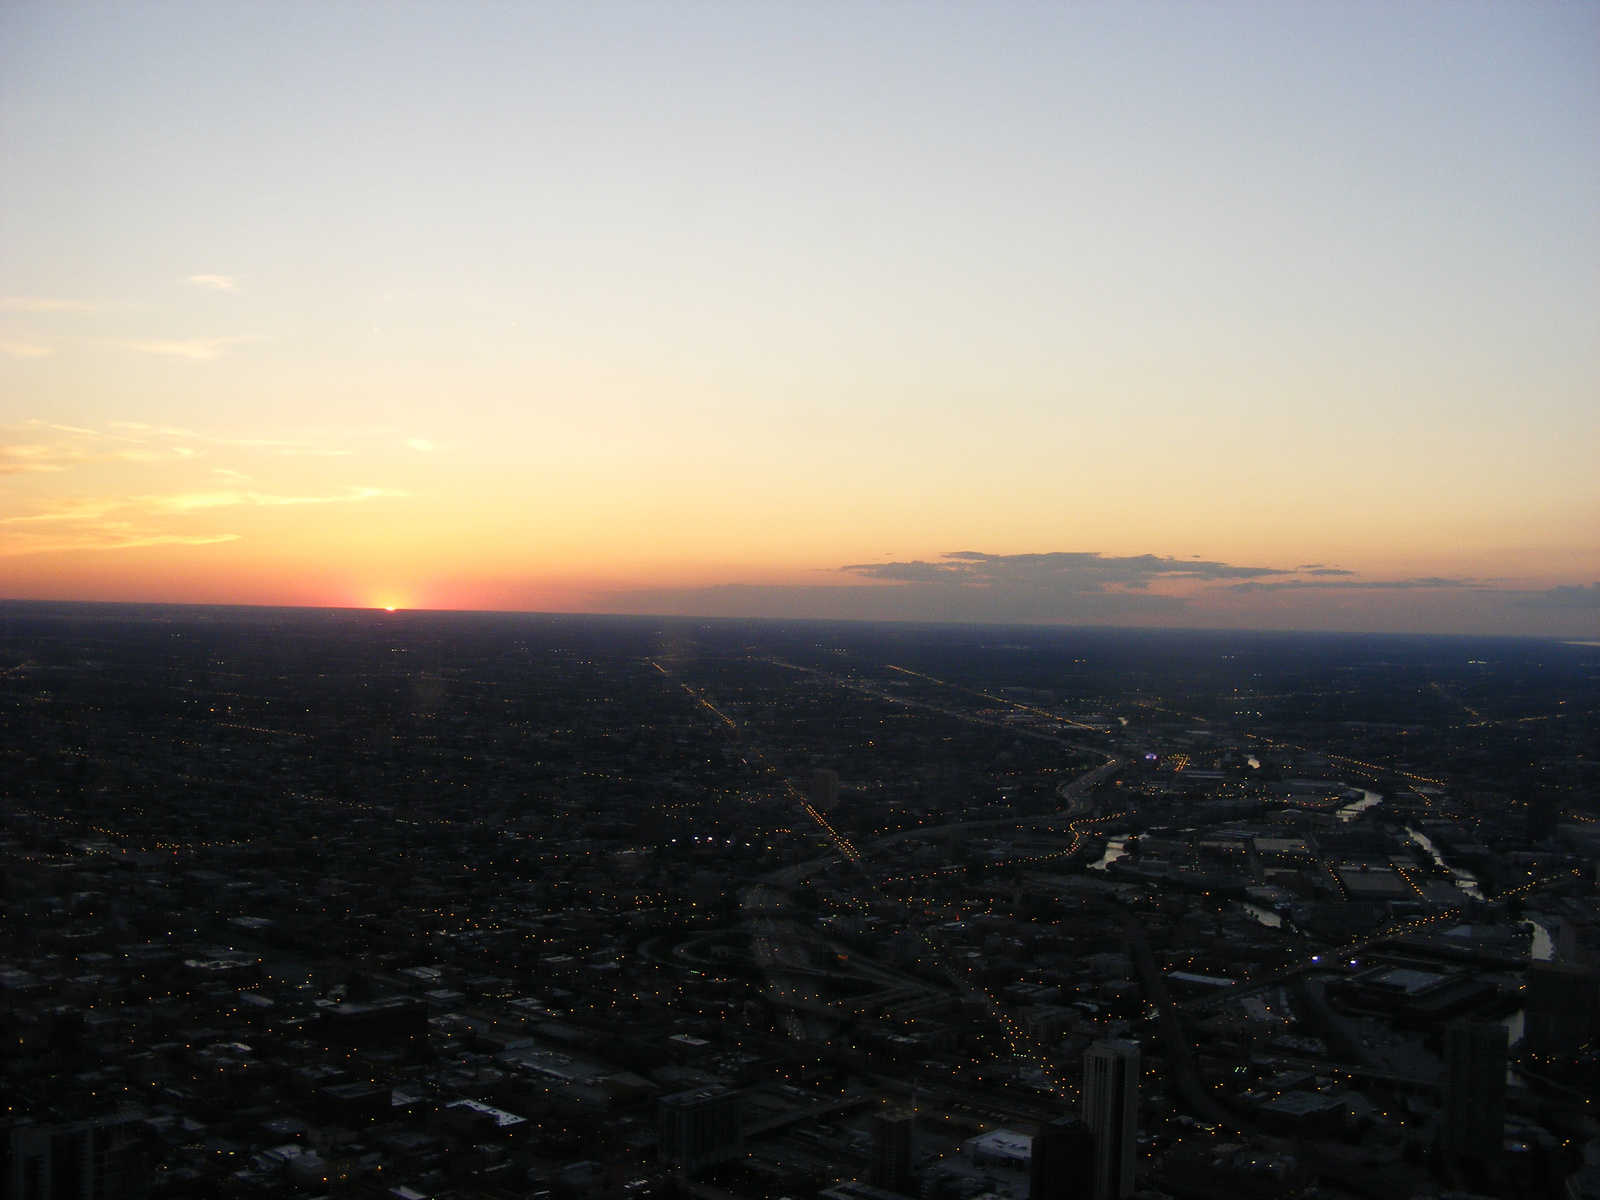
left=768, top=657, right=1116, bottom=746
left=738, top=754, right=1126, bottom=1069
left=745, top=753, right=1123, bottom=897
left=747, top=908, right=833, bottom=1043
left=670, top=650, right=1136, bottom=1084
left=734, top=657, right=1127, bottom=1056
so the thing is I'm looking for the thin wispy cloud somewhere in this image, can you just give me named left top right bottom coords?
left=1, top=497, right=131, bottom=524
left=186, top=274, right=239, bottom=291
left=148, top=492, right=254, bottom=513
left=4, top=489, right=402, bottom=525
left=1, top=484, right=407, bottom=558
left=105, top=421, right=202, bottom=437
left=0, top=339, right=55, bottom=358
left=406, top=438, right=436, bottom=451
left=1226, top=576, right=1481, bottom=593
left=0, top=528, right=241, bottom=558
left=50, top=423, right=148, bottom=441
left=254, top=486, right=402, bottom=505
left=1, top=445, right=74, bottom=475
left=3, top=419, right=408, bottom=564
left=0, top=441, right=163, bottom=474
left=6, top=422, right=365, bottom=484
left=150, top=486, right=404, bottom=512
left=103, top=423, right=351, bottom=455
left=120, top=337, right=256, bottom=360
left=1, top=423, right=190, bottom=472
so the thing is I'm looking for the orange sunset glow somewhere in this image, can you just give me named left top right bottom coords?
left=2, top=3, right=1595, bottom=636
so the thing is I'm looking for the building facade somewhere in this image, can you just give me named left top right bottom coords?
left=868, top=1108, right=915, bottom=1194
left=1082, top=1039, right=1140, bottom=1200
left=1030, top=1116, right=1095, bottom=1200
left=1524, top=961, right=1599, bottom=1057
left=810, top=768, right=841, bottom=811
left=6, top=1113, right=144, bottom=1200
left=658, top=1086, right=742, bottom=1174
left=1442, top=1020, right=1507, bottom=1163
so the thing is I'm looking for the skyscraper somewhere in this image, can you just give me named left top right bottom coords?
left=6, top=1112, right=144, bottom=1200
left=810, top=768, right=841, bottom=811
left=869, top=1108, right=915, bottom=1194
left=1082, top=1040, right=1139, bottom=1200
left=658, top=1086, right=742, bottom=1173
left=1524, top=961, right=1599, bottom=1057
left=1442, top=1020, right=1507, bottom=1163
left=1030, top=1116, right=1095, bottom=1200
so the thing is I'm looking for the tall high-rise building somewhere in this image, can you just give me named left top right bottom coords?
left=1030, top=1116, right=1095, bottom=1200
left=1082, top=1039, right=1139, bottom=1200
left=6, top=1112, right=144, bottom=1199
left=658, top=1086, right=742, bottom=1174
left=869, top=1108, right=915, bottom=1194
left=1524, top=961, right=1599, bottom=1056
left=810, top=768, right=841, bottom=811
left=1442, top=1020, right=1507, bottom=1163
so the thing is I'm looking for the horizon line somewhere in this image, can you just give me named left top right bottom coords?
left=0, top=596, right=1589, bottom=644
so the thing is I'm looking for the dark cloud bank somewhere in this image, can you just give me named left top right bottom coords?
left=839, top=551, right=1290, bottom=588
left=1512, top=582, right=1600, bottom=610
left=601, top=551, right=1598, bottom=632
left=608, top=552, right=1265, bottom=622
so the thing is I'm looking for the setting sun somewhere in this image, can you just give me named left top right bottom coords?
left=0, top=2, right=1593, bottom=637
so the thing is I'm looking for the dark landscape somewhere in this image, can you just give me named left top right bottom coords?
left=1, top=602, right=1596, bottom=1200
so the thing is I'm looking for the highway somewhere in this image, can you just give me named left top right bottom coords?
left=742, top=882, right=836, bottom=1043
left=1101, top=900, right=1247, bottom=1133
left=684, top=653, right=1142, bottom=1094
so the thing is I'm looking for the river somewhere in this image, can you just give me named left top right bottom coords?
left=1242, top=902, right=1283, bottom=929
left=1088, top=837, right=1126, bottom=872
left=1527, top=916, right=1555, bottom=961
left=1337, top=789, right=1383, bottom=822
left=1405, top=825, right=1484, bottom=899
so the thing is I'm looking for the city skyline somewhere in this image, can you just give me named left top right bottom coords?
left=2, top=2, right=1596, bottom=636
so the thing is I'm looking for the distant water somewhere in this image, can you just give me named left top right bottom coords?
left=1528, top=917, right=1555, bottom=961
left=1337, top=789, right=1383, bottom=822
left=1406, top=826, right=1484, bottom=900
left=1243, top=902, right=1283, bottom=928
left=1088, top=837, right=1126, bottom=871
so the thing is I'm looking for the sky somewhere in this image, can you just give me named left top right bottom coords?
left=2, top=1, right=1596, bottom=636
